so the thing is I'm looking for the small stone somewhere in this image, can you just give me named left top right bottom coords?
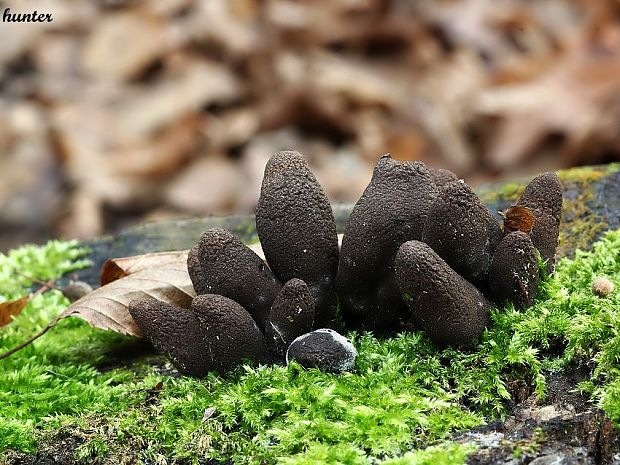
left=592, top=277, right=614, bottom=298
left=286, top=329, right=357, bottom=373
left=61, top=280, right=93, bottom=302
left=528, top=453, right=565, bottom=465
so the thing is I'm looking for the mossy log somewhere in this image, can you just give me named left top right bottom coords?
left=71, top=164, right=620, bottom=286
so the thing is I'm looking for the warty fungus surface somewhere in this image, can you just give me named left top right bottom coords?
left=129, top=151, right=563, bottom=376
left=336, top=155, right=439, bottom=332
left=256, top=150, right=339, bottom=328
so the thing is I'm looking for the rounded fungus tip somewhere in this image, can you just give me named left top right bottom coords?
left=422, top=179, right=503, bottom=285
left=187, top=228, right=282, bottom=331
left=395, top=240, right=491, bottom=347
left=256, top=150, right=339, bottom=328
left=128, top=298, right=211, bottom=377
left=266, top=278, right=315, bottom=360
left=488, top=231, right=540, bottom=309
left=191, top=294, right=269, bottom=373
left=428, top=167, right=459, bottom=189
left=592, top=277, right=614, bottom=298
left=517, top=172, right=563, bottom=274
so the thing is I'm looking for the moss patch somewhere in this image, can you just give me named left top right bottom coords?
left=2, top=230, right=620, bottom=464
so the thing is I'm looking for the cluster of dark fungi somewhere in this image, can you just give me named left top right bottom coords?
left=129, top=151, right=562, bottom=376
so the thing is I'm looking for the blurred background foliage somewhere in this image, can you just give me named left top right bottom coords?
left=2, top=0, right=620, bottom=250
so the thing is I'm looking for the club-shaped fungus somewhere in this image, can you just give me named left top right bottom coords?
left=187, top=228, right=282, bottom=331
left=256, top=151, right=339, bottom=327
left=395, top=240, right=491, bottom=347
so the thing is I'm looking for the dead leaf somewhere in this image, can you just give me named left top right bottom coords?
left=62, top=266, right=197, bottom=337
left=0, top=296, right=30, bottom=328
left=101, top=250, right=190, bottom=286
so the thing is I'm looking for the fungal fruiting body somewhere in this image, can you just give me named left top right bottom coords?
left=129, top=296, right=269, bottom=376
left=187, top=228, right=282, bottom=332
left=422, top=180, right=503, bottom=286
left=191, top=294, right=269, bottom=373
left=129, top=151, right=564, bottom=377
left=516, top=172, right=563, bottom=273
left=265, top=278, right=315, bottom=359
left=129, top=299, right=211, bottom=377
left=337, top=155, right=439, bottom=332
left=428, top=167, right=459, bottom=189
left=256, top=151, right=339, bottom=328
left=395, top=240, right=491, bottom=347
left=488, top=232, right=540, bottom=309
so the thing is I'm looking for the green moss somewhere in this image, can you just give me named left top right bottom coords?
left=2, top=229, right=620, bottom=464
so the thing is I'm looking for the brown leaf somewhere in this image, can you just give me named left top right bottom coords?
left=62, top=266, right=197, bottom=337
left=0, top=296, right=30, bottom=328
left=101, top=250, right=190, bottom=286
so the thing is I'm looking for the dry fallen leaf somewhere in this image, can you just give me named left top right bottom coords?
left=0, top=296, right=30, bottom=328
left=101, top=250, right=190, bottom=286
left=61, top=266, right=197, bottom=337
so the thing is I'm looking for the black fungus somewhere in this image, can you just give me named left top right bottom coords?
left=256, top=151, right=339, bottom=327
left=422, top=180, right=503, bottom=285
left=187, top=228, right=282, bottom=331
left=286, top=328, right=357, bottom=373
left=517, top=172, right=563, bottom=273
left=129, top=296, right=268, bottom=376
left=395, top=240, right=491, bottom=347
left=337, top=154, right=439, bottom=331
left=488, top=231, right=540, bottom=309
left=191, top=294, right=269, bottom=373
left=265, top=278, right=315, bottom=360
left=429, top=167, right=459, bottom=189
left=129, top=298, right=211, bottom=377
